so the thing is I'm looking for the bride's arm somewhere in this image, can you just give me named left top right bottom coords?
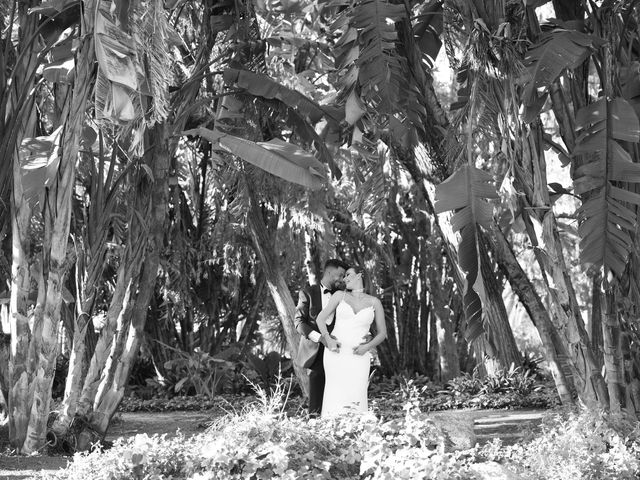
left=354, top=298, right=387, bottom=355
left=316, top=293, right=342, bottom=350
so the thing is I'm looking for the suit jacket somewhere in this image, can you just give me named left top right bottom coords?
left=294, top=284, right=335, bottom=368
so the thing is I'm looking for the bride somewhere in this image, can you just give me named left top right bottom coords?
left=315, top=265, right=387, bottom=416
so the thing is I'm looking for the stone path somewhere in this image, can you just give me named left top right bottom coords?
left=472, top=409, right=545, bottom=446
left=429, top=408, right=546, bottom=449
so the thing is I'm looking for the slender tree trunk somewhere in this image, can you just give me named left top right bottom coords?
left=6, top=0, right=41, bottom=448
left=513, top=121, right=607, bottom=408
left=245, top=179, right=308, bottom=395
left=376, top=268, right=401, bottom=376
left=399, top=277, right=420, bottom=373
left=590, top=273, right=603, bottom=368
left=57, top=137, right=119, bottom=431
left=19, top=2, right=94, bottom=453
left=8, top=110, right=34, bottom=450
left=601, top=286, right=624, bottom=413
left=304, top=230, right=322, bottom=285
left=488, top=226, right=576, bottom=403
left=239, top=273, right=266, bottom=352
left=22, top=96, right=80, bottom=453
left=477, top=230, right=521, bottom=369
left=418, top=276, right=430, bottom=374
left=83, top=124, right=169, bottom=441
left=437, top=312, right=460, bottom=382
left=77, top=261, right=138, bottom=417
left=427, top=306, right=440, bottom=379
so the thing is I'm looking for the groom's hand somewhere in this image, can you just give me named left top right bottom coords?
left=353, top=334, right=372, bottom=355
left=320, top=334, right=339, bottom=345
left=359, top=333, right=373, bottom=344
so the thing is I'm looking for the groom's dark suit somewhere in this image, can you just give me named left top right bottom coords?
left=294, top=283, right=335, bottom=416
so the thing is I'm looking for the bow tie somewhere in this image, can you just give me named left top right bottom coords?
left=323, top=288, right=332, bottom=294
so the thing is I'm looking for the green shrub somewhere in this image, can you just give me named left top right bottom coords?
left=447, top=365, right=542, bottom=398
left=447, top=371, right=483, bottom=396
left=44, top=382, right=476, bottom=480
left=162, top=347, right=236, bottom=397
left=42, top=383, right=640, bottom=480
left=478, top=408, right=640, bottom=480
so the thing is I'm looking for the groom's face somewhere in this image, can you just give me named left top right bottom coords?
left=329, top=267, right=346, bottom=290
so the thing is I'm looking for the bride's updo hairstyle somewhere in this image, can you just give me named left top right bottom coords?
left=351, top=265, right=372, bottom=295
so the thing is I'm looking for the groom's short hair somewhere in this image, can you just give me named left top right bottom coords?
left=324, top=259, right=349, bottom=271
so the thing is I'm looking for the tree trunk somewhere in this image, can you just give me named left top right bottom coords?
left=418, top=274, right=430, bottom=374
left=245, top=178, right=308, bottom=395
left=239, top=273, right=266, bottom=352
left=427, top=304, right=440, bottom=379
left=589, top=273, right=604, bottom=369
left=376, top=268, right=401, bottom=376
left=77, top=261, right=139, bottom=417
left=22, top=78, right=87, bottom=454
left=513, top=121, right=607, bottom=408
left=304, top=230, right=322, bottom=285
left=7, top=0, right=41, bottom=449
left=399, top=277, right=421, bottom=373
left=53, top=237, right=104, bottom=433
left=436, top=311, right=460, bottom=382
left=601, top=286, right=624, bottom=413
left=477, top=229, right=521, bottom=370
left=8, top=104, right=34, bottom=451
left=56, top=138, right=120, bottom=432
left=488, top=225, right=576, bottom=403
left=87, top=125, right=169, bottom=438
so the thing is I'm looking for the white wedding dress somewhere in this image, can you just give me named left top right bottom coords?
left=322, top=300, right=374, bottom=417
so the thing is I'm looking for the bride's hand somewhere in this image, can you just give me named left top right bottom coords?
left=324, top=335, right=340, bottom=352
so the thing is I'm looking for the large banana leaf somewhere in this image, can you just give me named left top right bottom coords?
left=183, top=128, right=326, bottom=190
left=434, top=164, right=498, bottom=341
left=223, top=68, right=342, bottom=178
left=19, top=127, right=63, bottom=208
left=573, top=97, right=640, bottom=277
left=223, top=69, right=343, bottom=125
left=520, top=28, right=603, bottom=122
left=413, top=0, right=443, bottom=63
left=353, top=0, right=406, bottom=112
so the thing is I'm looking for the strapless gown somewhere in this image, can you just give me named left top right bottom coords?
left=322, top=301, right=374, bottom=417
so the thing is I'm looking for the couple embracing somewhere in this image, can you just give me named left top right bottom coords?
left=294, top=259, right=387, bottom=418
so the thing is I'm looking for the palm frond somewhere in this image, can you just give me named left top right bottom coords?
left=354, top=0, right=406, bottom=111
left=223, top=68, right=342, bottom=125
left=349, top=145, right=388, bottom=230
left=137, top=0, right=173, bottom=125
left=434, top=163, right=498, bottom=341
left=573, top=97, right=640, bottom=277
left=183, top=127, right=326, bottom=190
left=413, top=0, right=444, bottom=64
left=331, top=0, right=407, bottom=114
left=520, top=28, right=604, bottom=122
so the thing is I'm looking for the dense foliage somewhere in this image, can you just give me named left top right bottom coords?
left=5, top=0, right=640, bottom=455
left=114, top=370, right=559, bottom=413
left=41, top=390, right=639, bottom=480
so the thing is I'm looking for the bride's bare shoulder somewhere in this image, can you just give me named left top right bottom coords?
left=369, top=296, right=382, bottom=307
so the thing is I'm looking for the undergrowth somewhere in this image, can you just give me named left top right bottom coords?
left=40, top=377, right=640, bottom=480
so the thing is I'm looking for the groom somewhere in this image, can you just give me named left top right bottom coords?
left=294, top=258, right=349, bottom=417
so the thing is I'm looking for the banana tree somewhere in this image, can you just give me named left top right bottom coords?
left=2, top=0, right=98, bottom=452
left=516, top=3, right=640, bottom=413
